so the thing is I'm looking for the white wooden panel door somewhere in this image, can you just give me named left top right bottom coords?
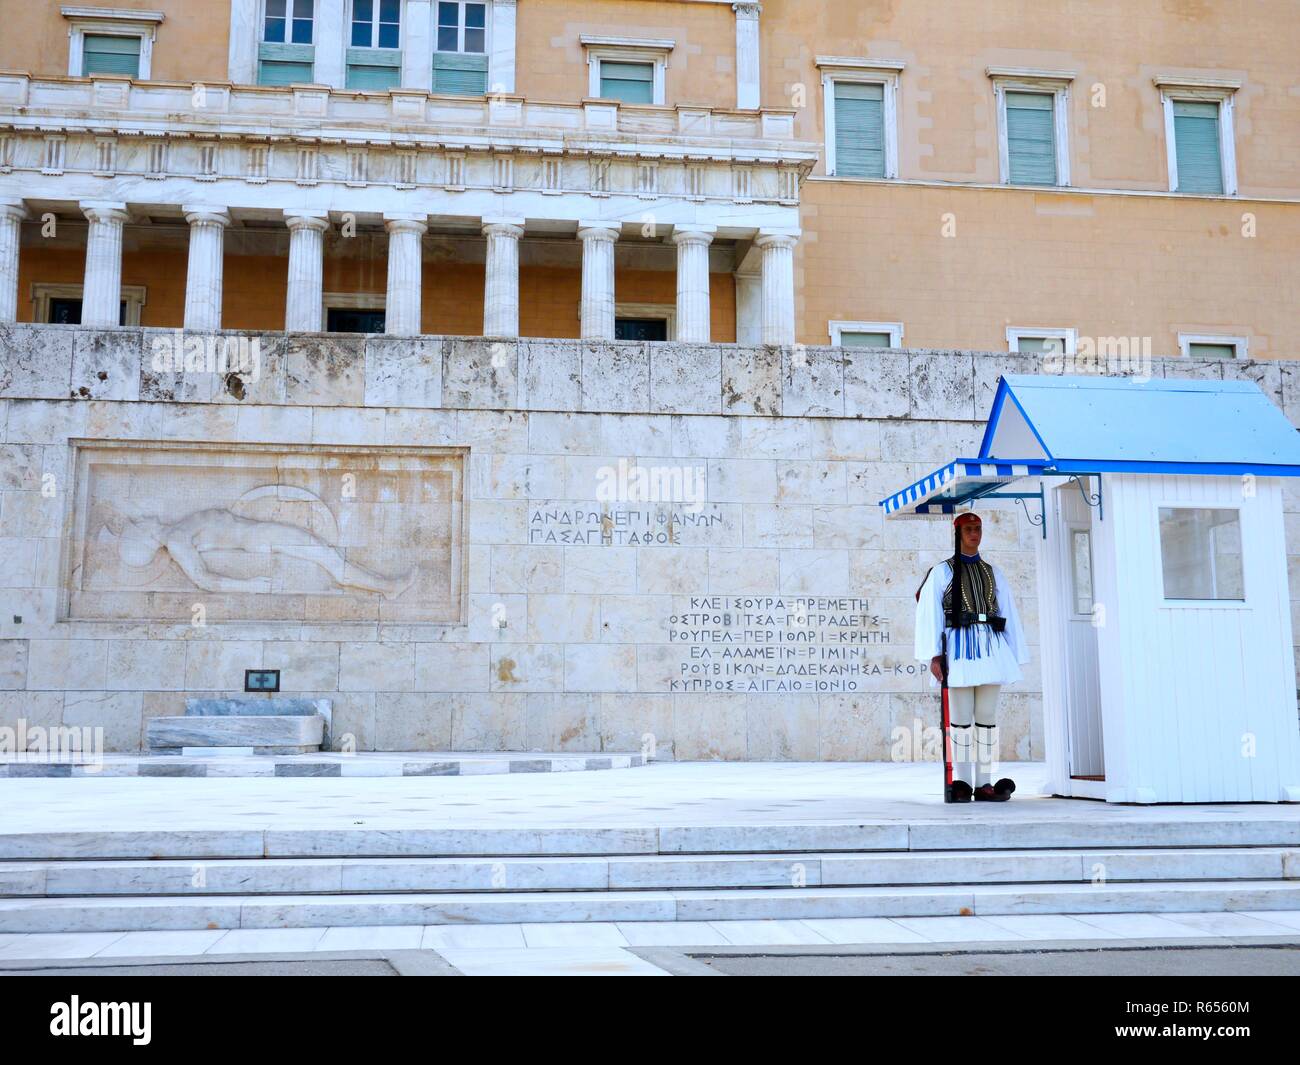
left=1058, top=480, right=1104, bottom=780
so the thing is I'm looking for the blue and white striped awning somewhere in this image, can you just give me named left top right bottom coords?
left=881, top=458, right=1048, bottom=518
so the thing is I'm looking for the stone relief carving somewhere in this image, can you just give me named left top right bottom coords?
left=110, top=485, right=418, bottom=600
left=64, top=443, right=465, bottom=624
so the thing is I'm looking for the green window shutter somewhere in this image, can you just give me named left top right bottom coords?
left=599, top=61, right=654, bottom=104
left=82, top=34, right=141, bottom=77
left=1005, top=90, right=1057, bottom=185
left=841, top=331, right=892, bottom=347
left=258, top=42, right=315, bottom=85
left=259, top=60, right=314, bottom=85
left=345, top=47, right=402, bottom=91
left=1187, top=342, right=1237, bottom=359
left=433, top=52, right=488, bottom=95
left=833, top=82, right=885, bottom=178
left=347, top=64, right=400, bottom=90
left=1173, top=100, right=1223, bottom=194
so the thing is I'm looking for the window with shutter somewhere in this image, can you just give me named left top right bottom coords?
left=433, top=2, right=488, bottom=94
left=82, top=34, right=141, bottom=77
left=833, top=82, right=885, bottom=178
left=1005, top=90, right=1056, bottom=185
left=599, top=61, right=654, bottom=104
left=1173, top=100, right=1223, bottom=194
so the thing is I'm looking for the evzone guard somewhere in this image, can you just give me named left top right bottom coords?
left=914, top=511, right=1031, bottom=803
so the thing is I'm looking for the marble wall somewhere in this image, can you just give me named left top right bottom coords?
left=2, top=323, right=1297, bottom=758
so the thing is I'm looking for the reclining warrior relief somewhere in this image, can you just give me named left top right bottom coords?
left=103, top=484, right=419, bottom=600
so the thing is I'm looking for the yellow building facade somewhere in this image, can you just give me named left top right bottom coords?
left=0, top=0, right=1295, bottom=357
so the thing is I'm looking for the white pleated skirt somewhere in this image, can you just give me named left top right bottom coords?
left=935, top=625, right=1023, bottom=688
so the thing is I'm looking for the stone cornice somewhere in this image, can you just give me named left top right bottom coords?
left=0, top=75, right=815, bottom=218
left=61, top=5, right=165, bottom=22
left=0, top=74, right=813, bottom=165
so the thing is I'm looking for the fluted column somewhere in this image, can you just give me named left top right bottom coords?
left=756, top=231, right=798, bottom=345
left=482, top=219, right=524, bottom=337
left=672, top=225, right=716, bottom=343
left=384, top=214, right=427, bottom=336
left=80, top=201, right=129, bottom=327
left=284, top=212, right=329, bottom=332
left=578, top=222, right=619, bottom=340
left=183, top=207, right=231, bottom=332
left=0, top=200, right=25, bottom=324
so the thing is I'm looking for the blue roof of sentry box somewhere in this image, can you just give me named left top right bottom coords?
left=881, top=373, right=1300, bottom=518
left=978, top=374, right=1300, bottom=470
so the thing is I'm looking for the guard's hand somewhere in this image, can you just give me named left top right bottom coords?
left=930, top=656, right=944, bottom=683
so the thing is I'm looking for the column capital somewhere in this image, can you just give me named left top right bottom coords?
left=482, top=218, right=525, bottom=239
left=733, top=1, right=763, bottom=19
left=183, top=206, right=232, bottom=228
left=577, top=222, right=621, bottom=242
left=670, top=224, right=717, bottom=246
left=384, top=214, right=429, bottom=235
left=755, top=230, right=800, bottom=250
left=0, top=200, right=26, bottom=223
left=284, top=210, right=331, bottom=233
left=81, top=201, right=129, bottom=225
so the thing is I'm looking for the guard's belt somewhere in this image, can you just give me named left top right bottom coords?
left=948, top=611, right=1006, bottom=633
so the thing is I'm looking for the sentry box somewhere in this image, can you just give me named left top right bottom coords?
left=881, top=374, right=1300, bottom=803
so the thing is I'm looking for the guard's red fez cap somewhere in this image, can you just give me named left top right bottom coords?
left=953, top=512, right=982, bottom=528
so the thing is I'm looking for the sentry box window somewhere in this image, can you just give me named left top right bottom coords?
left=245, top=669, right=281, bottom=693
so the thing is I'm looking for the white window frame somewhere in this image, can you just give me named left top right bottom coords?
left=62, top=6, right=164, bottom=80
left=434, top=0, right=489, bottom=55
left=1154, top=501, right=1249, bottom=608
left=1157, top=78, right=1238, bottom=196
left=262, top=0, right=315, bottom=45
left=615, top=302, right=676, bottom=341
left=829, top=320, right=904, bottom=347
left=349, top=0, right=403, bottom=50
left=32, top=281, right=146, bottom=325
left=989, top=69, right=1073, bottom=187
left=1177, top=333, right=1248, bottom=359
left=816, top=56, right=902, bottom=180
left=582, top=36, right=673, bottom=106
left=1007, top=326, right=1078, bottom=355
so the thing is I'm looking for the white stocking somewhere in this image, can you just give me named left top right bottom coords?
left=948, top=686, right=975, bottom=786
left=973, top=684, right=1002, bottom=787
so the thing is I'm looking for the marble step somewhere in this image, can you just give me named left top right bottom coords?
left=4, top=818, right=1299, bottom=860
left=0, top=751, right=643, bottom=778
left=3, top=880, right=1300, bottom=933
left=2, top=848, right=1295, bottom=897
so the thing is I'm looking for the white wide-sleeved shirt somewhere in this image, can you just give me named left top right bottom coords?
left=914, top=556, right=1031, bottom=688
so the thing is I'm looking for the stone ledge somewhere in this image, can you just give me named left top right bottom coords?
left=3, top=324, right=1293, bottom=424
